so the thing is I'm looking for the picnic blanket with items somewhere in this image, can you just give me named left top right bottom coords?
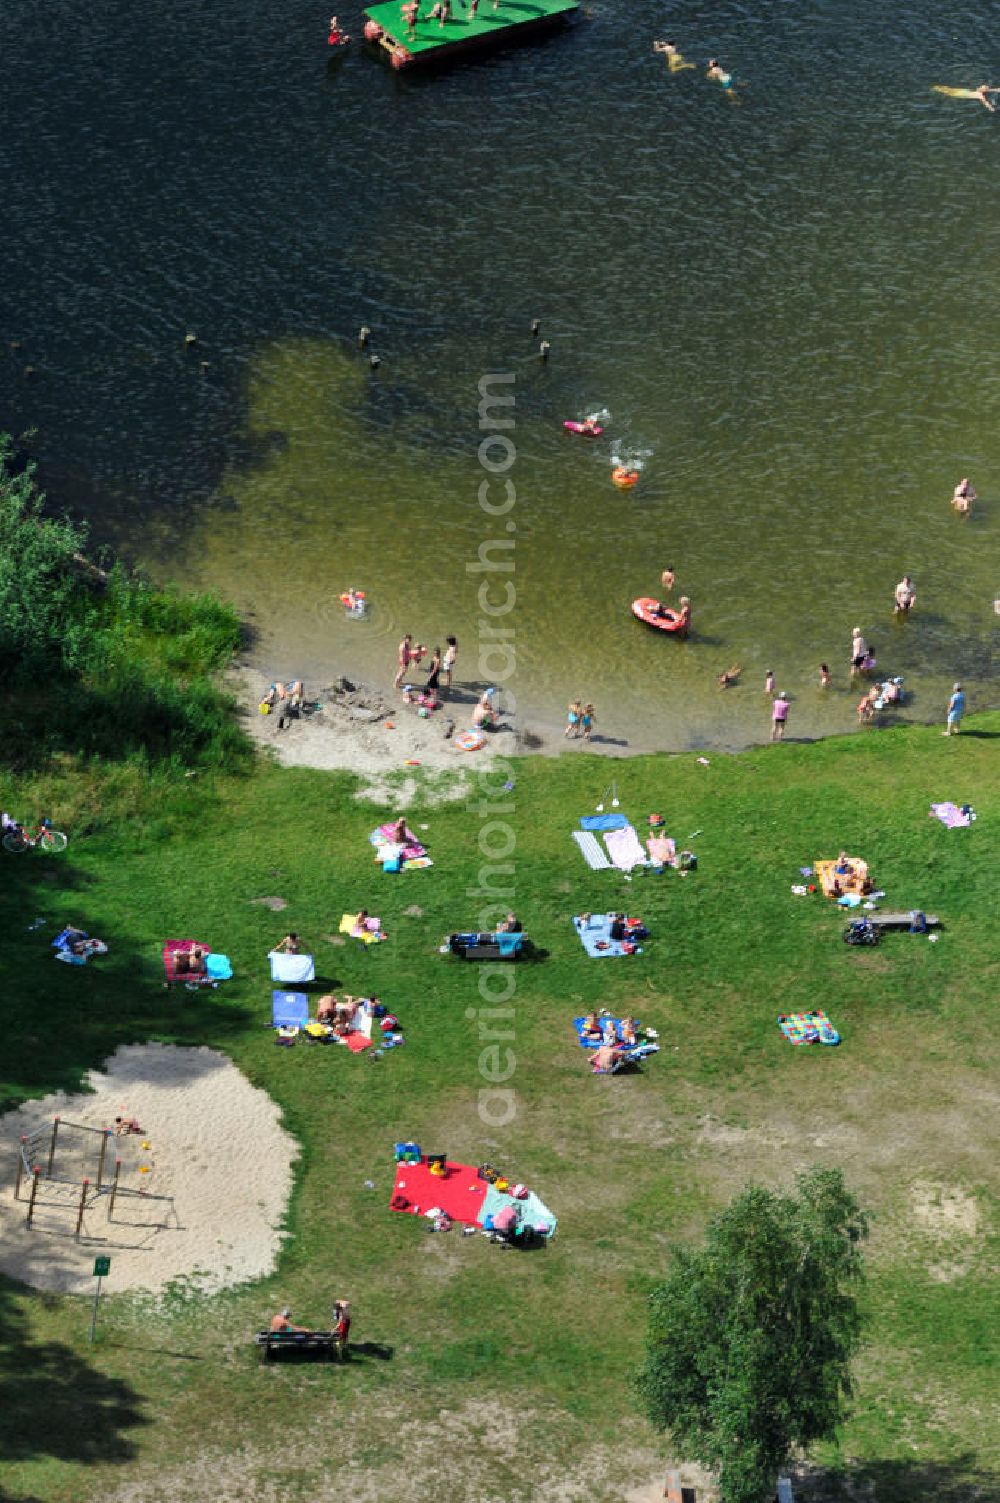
left=778, top=1011, right=840, bottom=1046
left=162, top=939, right=233, bottom=986
left=814, top=856, right=869, bottom=900
left=389, top=1148, right=557, bottom=1240
left=52, top=927, right=108, bottom=966
left=572, top=813, right=693, bottom=873
left=573, top=913, right=647, bottom=957
left=573, top=1014, right=659, bottom=1068
left=929, top=801, right=976, bottom=829
left=370, top=823, right=433, bottom=872
left=271, top=991, right=404, bottom=1052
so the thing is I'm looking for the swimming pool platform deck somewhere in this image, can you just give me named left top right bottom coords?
left=364, top=0, right=578, bottom=66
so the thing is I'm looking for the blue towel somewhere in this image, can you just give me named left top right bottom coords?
left=573, top=1016, right=642, bottom=1048
left=573, top=914, right=643, bottom=959
left=580, top=814, right=629, bottom=832
left=272, top=991, right=310, bottom=1027
left=205, top=953, right=233, bottom=980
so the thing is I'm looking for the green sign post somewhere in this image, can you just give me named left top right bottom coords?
left=89, top=1257, right=111, bottom=1343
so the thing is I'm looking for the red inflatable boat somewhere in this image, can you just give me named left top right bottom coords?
left=631, top=597, right=688, bottom=635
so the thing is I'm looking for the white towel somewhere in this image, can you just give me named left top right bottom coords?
left=572, top=831, right=612, bottom=870
left=604, top=825, right=649, bottom=872
left=268, top=952, right=316, bottom=983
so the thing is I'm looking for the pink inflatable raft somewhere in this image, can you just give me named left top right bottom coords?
left=564, top=419, right=603, bottom=437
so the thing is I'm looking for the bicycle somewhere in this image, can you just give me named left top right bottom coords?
left=2, top=818, right=68, bottom=854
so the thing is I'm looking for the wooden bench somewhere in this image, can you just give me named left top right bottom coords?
left=867, top=912, right=940, bottom=929
left=255, top=1329, right=340, bottom=1363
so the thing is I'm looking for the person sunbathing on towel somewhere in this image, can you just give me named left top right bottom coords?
left=335, top=996, right=359, bottom=1024
left=316, top=994, right=338, bottom=1023
left=601, top=1017, right=619, bottom=1046
left=391, top=816, right=410, bottom=844
left=582, top=1012, right=602, bottom=1038
left=593, top=1044, right=624, bottom=1072
left=174, top=945, right=206, bottom=975
left=274, top=932, right=301, bottom=954
left=620, top=1017, right=639, bottom=1046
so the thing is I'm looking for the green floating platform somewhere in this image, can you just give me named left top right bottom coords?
left=362, top=0, right=578, bottom=67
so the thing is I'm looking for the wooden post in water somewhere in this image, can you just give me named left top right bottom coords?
left=75, top=1178, right=90, bottom=1240
left=14, top=1137, right=28, bottom=1200
left=96, top=1129, right=111, bottom=1191
left=47, top=1115, right=60, bottom=1176
left=26, top=1167, right=40, bottom=1227
left=107, top=1159, right=122, bottom=1220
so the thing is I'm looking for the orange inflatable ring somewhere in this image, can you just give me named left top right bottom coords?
left=612, top=467, right=639, bottom=488
left=455, top=730, right=486, bottom=752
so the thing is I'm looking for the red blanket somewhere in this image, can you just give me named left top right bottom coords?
left=390, top=1160, right=487, bottom=1225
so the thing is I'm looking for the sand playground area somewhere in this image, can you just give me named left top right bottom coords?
left=0, top=1043, right=298, bottom=1297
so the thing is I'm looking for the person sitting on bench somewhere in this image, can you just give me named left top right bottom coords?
left=269, top=1308, right=308, bottom=1334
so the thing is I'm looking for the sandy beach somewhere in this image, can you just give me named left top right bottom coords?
left=230, top=664, right=646, bottom=790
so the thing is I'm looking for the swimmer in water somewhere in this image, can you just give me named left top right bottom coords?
left=706, top=57, right=734, bottom=89
left=975, top=84, right=999, bottom=111
left=653, top=39, right=695, bottom=73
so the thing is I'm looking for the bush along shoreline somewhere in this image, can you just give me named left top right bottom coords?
left=0, top=434, right=251, bottom=775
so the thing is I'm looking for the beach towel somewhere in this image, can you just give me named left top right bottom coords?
left=580, top=813, right=629, bottom=832
left=370, top=823, right=431, bottom=868
left=344, top=1032, right=373, bottom=1053
left=272, top=991, right=310, bottom=1028
left=573, top=913, right=645, bottom=958
left=573, top=1016, right=641, bottom=1048
left=778, top=1011, right=840, bottom=1046
left=339, top=913, right=385, bottom=943
left=604, top=825, right=648, bottom=872
left=572, top=830, right=612, bottom=870
left=647, top=835, right=676, bottom=866
left=268, top=952, right=316, bottom=983
left=930, top=801, right=973, bottom=828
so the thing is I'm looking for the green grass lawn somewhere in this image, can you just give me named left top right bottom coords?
left=1, top=719, right=998, bottom=1502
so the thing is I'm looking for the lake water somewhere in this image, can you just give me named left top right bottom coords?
left=2, top=0, right=998, bottom=749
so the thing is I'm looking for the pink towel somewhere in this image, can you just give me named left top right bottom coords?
left=604, top=825, right=648, bottom=871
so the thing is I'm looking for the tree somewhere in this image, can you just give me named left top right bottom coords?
left=636, top=1167, right=868, bottom=1503
left=0, top=434, right=92, bottom=676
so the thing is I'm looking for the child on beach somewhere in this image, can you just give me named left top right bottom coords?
left=819, top=664, right=831, bottom=687
left=565, top=700, right=582, bottom=737
left=581, top=704, right=596, bottom=740
left=764, top=670, right=775, bottom=696
left=660, top=565, right=675, bottom=592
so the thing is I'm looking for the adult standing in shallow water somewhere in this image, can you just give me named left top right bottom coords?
left=770, top=691, right=790, bottom=741
left=441, top=635, right=458, bottom=689
left=676, top=597, right=692, bottom=636
left=394, top=634, right=413, bottom=691
left=660, top=565, right=675, bottom=593
left=894, top=575, right=916, bottom=615
left=952, top=477, right=976, bottom=514
left=850, top=627, right=869, bottom=683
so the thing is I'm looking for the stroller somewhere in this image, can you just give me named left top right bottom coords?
left=843, top=918, right=880, bottom=947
